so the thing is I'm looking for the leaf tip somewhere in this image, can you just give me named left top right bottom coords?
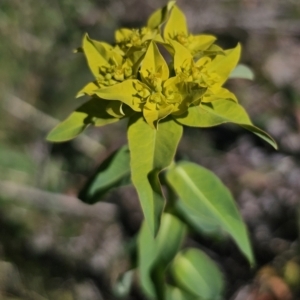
left=45, top=130, right=59, bottom=143
left=76, top=92, right=84, bottom=98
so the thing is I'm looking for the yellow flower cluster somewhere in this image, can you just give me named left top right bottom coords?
left=77, top=2, right=241, bottom=128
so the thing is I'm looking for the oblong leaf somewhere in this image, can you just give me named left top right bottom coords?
left=175, top=200, right=220, bottom=236
left=229, top=64, right=254, bottom=80
left=46, top=98, right=119, bottom=142
left=166, top=161, right=255, bottom=265
left=128, top=116, right=183, bottom=236
left=138, top=213, right=186, bottom=298
left=174, top=99, right=277, bottom=149
left=166, top=285, right=200, bottom=300
left=78, top=145, right=131, bottom=204
left=170, top=248, right=224, bottom=300
left=241, top=124, right=276, bottom=148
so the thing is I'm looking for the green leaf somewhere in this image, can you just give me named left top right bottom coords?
left=82, top=33, right=109, bottom=78
left=240, top=124, right=277, bottom=149
left=46, top=98, right=120, bottom=142
left=147, top=1, right=176, bottom=29
left=164, top=5, right=188, bottom=40
left=78, top=145, right=131, bottom=204
left=128, top=116, right=183, bottom=236
left=113, top=270, right=134, bottom=298
left=175, top=100, right=249, bottom=128
left=175, top=200, right=220, bottom=236
left=166, top=161, right=255, bottom=265
left=140, top=41, right=169, bottom=82
left=94, top=79, right=147, bottom=112
left=166, top=285, right=200, bottom=300
left=174, top=99, right=277, bottom=149
left=170, top=248, right=224, bottom=300
left=138, top=213, right=186, bottom=298
left=229, top=64, right=255, bottom=80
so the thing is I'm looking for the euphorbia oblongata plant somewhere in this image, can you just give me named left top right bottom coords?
left=47, top=2, right=277, bottom=299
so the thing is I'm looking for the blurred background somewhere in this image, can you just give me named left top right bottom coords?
left=1, top=0, right=300, bottom=299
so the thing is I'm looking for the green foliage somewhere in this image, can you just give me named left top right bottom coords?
left=138, top=213, right=186, bottom=298
left=128, top=115, right=183, bottom=236
left=166, top=161, right=254, bottom=265
left=78, top=145, right=131, bottom=204
left=46, top=98, right=120, bottom=142
left=47, top=1, right=277, bottom=299
left=230, top=64, right=255, bottom=80
left=170, top=249, right=224, bottom=300
left=174, top=99, right=276, bottom=149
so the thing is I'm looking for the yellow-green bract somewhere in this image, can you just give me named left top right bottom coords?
left=47, top=0, right=276, bottom=273
left=47, top=2, right=276, bottom=150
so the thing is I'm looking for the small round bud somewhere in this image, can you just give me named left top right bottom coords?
left=105, top=73, right=112, bottom=80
